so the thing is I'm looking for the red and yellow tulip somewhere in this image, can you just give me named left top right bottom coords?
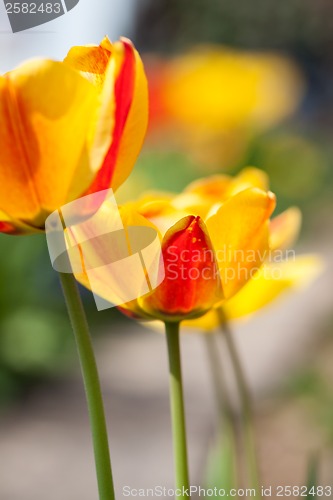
left=174, top=171, right=321, bottom=328
left=73, top=168, right=277, bottom=322
left=119, top=168, right=320, bottom=324
left=0, top=37, right=148, bottom=235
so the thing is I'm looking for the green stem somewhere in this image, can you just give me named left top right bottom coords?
left=203, top=334, right=235, bottom=425
left=218, top=310, right=261, bottom=498
left=204, top=334, right=239, bottom=487
left=165, top=322, right=190, bottom=499
left=59, top=272, right=115, bottom=500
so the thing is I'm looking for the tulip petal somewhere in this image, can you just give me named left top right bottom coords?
left=70, top=201, right=161, bottom=310
left=64, top=37, right=113, bottom=88
left=127, top=192, right=191, bottom=237
left=223, top=255, right=323, bottom=319
left=184, top=174, right=232, bottom=201
left=0, top=59, right=112, bottom=226
left=110, top=39, right=148, bottom=191
left=206, top=187, right=276, bottom=299
left=65, top=37, right=148, bottom=194
left=138, top=215, right=222, bottom=321
left=270, top=207, right=302, bottom=251
left=185, top=168, right=269, bottom=202
left=0, top=209, right=42, bottom=235
left=184, top=255, right=323, bottom=330
left=227, top=167, right=269, bottom=197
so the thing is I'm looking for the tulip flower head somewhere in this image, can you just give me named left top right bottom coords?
left=0, top=37, right=148, bottom=234
left=108, top=167, right=320, bottom=328
left=72, top=168, right=277, bottom=323
left=138, top=215, right=222, bottom=322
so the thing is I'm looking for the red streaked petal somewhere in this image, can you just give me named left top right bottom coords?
left=139, top=215, right=222, bottom=321
left=85, top=39, right=137, bottom=194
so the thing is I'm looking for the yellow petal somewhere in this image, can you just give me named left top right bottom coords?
left=0, top=59, right=112, bottom=226
left=64, top=36, right=114, bottom=88
left=0, top=209, right=42, bottom=235
left=66, top=38, right=149, bottom=193
left=119, top=203, right=161, bottom=235
left=184, top=254, right=323, bottom=329
left=183, top=308, right=220, bottom=332
left=270, top=207, right=302, bottom=251
left=206, top=187, right=276, bottom=299
left=179, top=168, right=269, bottom=209
left=223, top=255, right=323, bottom=320
left=132, top=191, right=174, bottom=212
left=184, top=174, right=232, bottom=201
left=69, top=201, right=160, bottom=312
left=226, top=167, right=269, bottom=197
left=123, top=194, right=180, bottom=237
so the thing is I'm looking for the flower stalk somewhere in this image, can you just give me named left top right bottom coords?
left=204, top=333, right=239, bottom=488
left=165, top=322, right=190, bottom=499
left=59, top=272, right=115, bottom=500
left=218, top=309, right=261, bottom=498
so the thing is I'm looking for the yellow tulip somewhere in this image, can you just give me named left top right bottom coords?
left=73, top=168, right=276, bottom=322
left=119, top=168, right=321, bottom=325
left=0, top=37, right=148, bottom=235
left=180, top=174, right=321, bottom=328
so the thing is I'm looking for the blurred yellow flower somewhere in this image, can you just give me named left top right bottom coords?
left=147, top=46, right=304, bottom=168
left=0, top=37, right=148, bottom=234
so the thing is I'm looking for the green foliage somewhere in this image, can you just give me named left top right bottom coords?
left=135, top=149, right=201, bottom=192
left=0, top=234, right=73, bottom=403
left=0, top=308, right=72, bottom=374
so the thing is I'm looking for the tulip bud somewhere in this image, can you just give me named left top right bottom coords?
left=139, top=215, right=222, bottom=322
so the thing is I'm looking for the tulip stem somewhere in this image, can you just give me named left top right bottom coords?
left=203, top=333, right=239, bottom=486
left=165, top=322, right=190, bottom=499
left=203, top=333, right=235, bottom=427
left=218, top=310, right=261, bottom=498
left=59, top=272, right=115, bottom=500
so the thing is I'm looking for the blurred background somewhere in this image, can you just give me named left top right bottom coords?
left=0, top=0, right=333, bottom=498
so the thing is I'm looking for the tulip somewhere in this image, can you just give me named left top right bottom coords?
left=139, top=215, right=222, bottom=322
left=68, top=203, right=222, bottom=322
left=148, top=48, right=303, bottom=129
left=70, top=168, right=314, bottom=499
left=0, top=37, right=148, bottom=234
left=126, top=168, right=321, bottom=328
left=146, top=46, right=304, bottom=167
left=72, top=168, right=276, bottom=322
left=67, top=170, right=274, bottom=500
left=102, top=166, right=322, bottom=330
left=0, top=36, right=149, bottom=500
left=130, top=168, right=320, bottom=500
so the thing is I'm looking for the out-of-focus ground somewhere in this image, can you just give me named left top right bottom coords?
left=0, top=230, right=332, bottom=499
